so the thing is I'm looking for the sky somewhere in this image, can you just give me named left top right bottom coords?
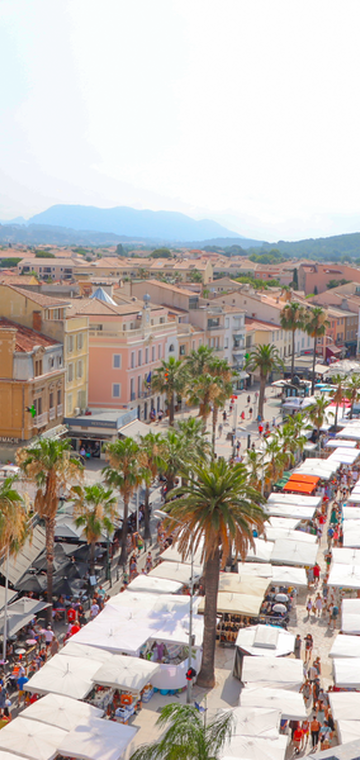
left=1, top=0, right=360, bottom=241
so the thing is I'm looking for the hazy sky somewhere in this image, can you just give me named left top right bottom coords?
left=2, top=0, right=360, bottom=240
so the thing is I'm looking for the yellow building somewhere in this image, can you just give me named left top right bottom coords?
left=0, top=319, right=65, bottom=451
left=0, top=284, right=89, bottom=417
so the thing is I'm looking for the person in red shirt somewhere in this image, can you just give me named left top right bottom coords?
left=67, top=605, right=76, bottom=624
left=70, top=622, right=81, bottom=636
left=293, top=726, right=303, bottom=754
left=313, top=563, right=320, bottom=585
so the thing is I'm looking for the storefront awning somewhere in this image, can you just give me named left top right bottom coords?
left=283, top=481, right=317, bottom=494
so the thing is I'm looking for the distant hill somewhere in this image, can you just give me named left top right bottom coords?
left=255, top=232, right=360, bottom=260
left=0, top=224, right=131, bottom=246
left=28, top=205, right=243, bottom=243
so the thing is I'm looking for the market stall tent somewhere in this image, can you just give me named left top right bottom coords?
left=127, top=575, right=183, bottom=594
left=337, top=721, right=360, bottom=746
left=267, top=493, right=321, bottom=508
left=343, top=522, right=360, bottom=549
left=271, top=566, right=307, bottom=586
left=265, top=528, right=317, bottom=544
left=265, top=504, right=316, bottom=521
left=63, top=642, right=112, bottom=662
left=333, top=658, right=360, bottom=688
left=219, top=574, right=269, bottom=597
left=332, top=548, right=360, bottom=565
left=328, top=564, right=360, bottom=589
left=239, top=687, right=307, bottom=719
left=238, top=562, right=273, bottom=578
left=92, top=655, right=160, bottom=694
left=329, top=691, right=360, bottom=721
left=198, top=591, right=263, bottom=617
left=235, top=625, right=295, bottom=657
left=268, top=517, right=300, bottom=530
left=58, top=718, right=137, bottom=760
left=245, top=538, right=274, bottom=563
left=271, top=538, right=318, bottom=567
left=241, top=655, right=303, bottom=690
left=148, top=561, right=203, bottom=584
left=24, top=653, right=104, bottom=699
left=330, top=635, right=360, bottom=659
left=20, top=693, right=103, bottom=732
left=326, top=439, right=357, bottom=448
left=220, top=734, right=288, bottom=760
left=221, top=706, right=281, bottom=738
left=0, top=717, right=67, bottom=760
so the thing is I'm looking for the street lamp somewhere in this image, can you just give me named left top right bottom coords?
left=154, top=509, right=195, bottom=704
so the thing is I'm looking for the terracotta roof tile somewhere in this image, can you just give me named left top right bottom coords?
left=0, top=318, right=60, bottom=352
left=4, top=285, right=70, bottom=307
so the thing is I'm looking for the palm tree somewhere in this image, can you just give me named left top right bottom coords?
left=163, top=459, right=266, bottom=688
left=245, top=344, right=284, bottom=419
left=103, top=437, right=141, bottom=566
left=280, top=412, right=309, bottom=467
left=16, top=439, right=83, bottom=621
left=346, top=374, right=360, bottom=419
left=71, top=484, right=117, bottom=576
left=160, top=429, right=189, bottom=493
left=307, top=396, right=330, bottom=445
left=187, top=372, right=222, bottom=432
left=244, top=448, right=264, bottom=492
left=0, top=476, right=31, bottom=660
left=264, top=435, right=288, bottom=491
left=138, top=432, right=166, bottom=540
left=209, top=359, right=233, bottom=459
left=176, top=417, right=210, bottom=463
left=186, top=345, right=215, bottom=377
left=330, top=374, right=346, bottom=430
left=129, top=702, right=234, bottom=760
left=280, top=302, right=304, bottom=380
left=151, top=357, right=188, bottom=426
left=303, top=306, right=330, bottom=394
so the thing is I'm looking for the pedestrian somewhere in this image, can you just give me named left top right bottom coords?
left=314, top=656, right=321, bottom=677
left=294, top=634, right=302, bottom=659
left=330, top=602, right=339, bottom=630
left=315, top=593, right=323, bottom=618
left=240, top=410, right=245, bottom=421
left=306, top=597, right=313, bottom=620
left=223, top=410, right=227, bottom=422
left=44, top=625, right=54, bottom=648
left=90, top=599, right=99, bottom=619
left=304, top=633, right=313, bottom=664
left=293, top=724, right=303, bottom=754
left=308, top=662, right=317, bottom=683
left=289, top=720, right=299, bottom=741
left=301, top=720, right=310, bottom=749
left=313, top=563, right=321, bottom=586
left=311, top=715, right=321, bottom=748
left=218, top=423, right=223, bottom=438
left=249, top=407, right=253, bottom=419
left=327, top=525, right=334, bottom=549
left=247, top=395, right=251, bottom=404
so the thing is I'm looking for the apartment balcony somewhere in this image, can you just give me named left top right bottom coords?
left=130, top=392, right=136, bottom=401
left=36, top=412, right=48, bottom=428
left=49, top=407, right=56, bottom=421
left=57, top=404, right=63, bottom=417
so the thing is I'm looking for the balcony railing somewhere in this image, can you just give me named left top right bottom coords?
left=49, top=407, right=56, bottom=421
left=36, top=412, right=48, bottom=428
left=57, top=404, right=63, bottom=417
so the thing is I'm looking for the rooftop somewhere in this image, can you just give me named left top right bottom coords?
left=0, top=318, right=60, bottom=353
left=3, top=284, right=70, bottom=308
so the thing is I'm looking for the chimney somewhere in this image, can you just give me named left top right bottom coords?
left=33, top=311, right=42, bottom=332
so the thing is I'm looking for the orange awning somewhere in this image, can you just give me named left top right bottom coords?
left=283, top=481, right=316, bottom=494
left=287, top=474, right=320, bottom=486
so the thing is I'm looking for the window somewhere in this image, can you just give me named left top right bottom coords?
left=57, top=389, right=61, bottom=405
left=152, top=346, right=155, bottom=362
left=68, top=363, right=74, bottom=382
left=137, top=375, right=142, bottom=398
left=138, top=349, right=142, bottom=367
left=67, top=394, right=73, bottom=414
left=77, top=360, right=83, bottom=379
left=113, top=354, right=121, bottom=369
left=34, top=397, right=42, bottom=416
left=159, top=317, right=165, bottom=324
left=179, top=345, right=186, bottom=356
left=225, top=318, right=229, bottom=328
left=49, top=356, right=54, bottom=370
left=57, top=355, right=62, bottom=367
left=131, top=351, right=135, bottom=369
left=77, top=333, right=83, bottom=351
left=112, top=383, right=121, bottom=398
left=225, top=338, right=228, bottom=349
left=145, top=348, right=149, bottom=364
left=67, top=335, right=74, bottom=353
left=158, top=345, right=162, bottom=360
left=34, top=359, right=43, bottom=377
left=130, top=378, right=135, bottom=400
left=49, top=392, right=54, bottom=409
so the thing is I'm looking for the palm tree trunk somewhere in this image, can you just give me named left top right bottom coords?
left=211, top=406, right=218, bottom=461
left=291, top=328, right=295, bottom=380
left=311, top=335, right=317, bottom=394
left=90, top=541, right=96, bottom=576
left=45, top=516, right=55, bottom=624
left=144, top=485, right=151, bottom=540
left=119, top=495, right=129, bottom=567
left=258, top=374, right=266, bottom=419
left=350, top=401, right=354, bottom=420
left=197, top=547, right=220, bottom=689
left=335, top=403, right=339, bottom=430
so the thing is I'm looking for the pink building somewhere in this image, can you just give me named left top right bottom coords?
left=70, top=291, right=178, bottom=420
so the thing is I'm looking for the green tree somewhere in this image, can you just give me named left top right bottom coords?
left=304, top=306, right=330, bottom=394
left=264, top=434, right=288, bottom=491
left=150, top=248, right=172, bottom=259
left=188, top=270, right=203, bottom=283
left=129, top=702, right=234, bottom=760
left=116, top=243, right=125, bottom=256
left=0, top=258, right=22, bottom=268
left=307, top=396, right=330, bottom=444
left=244, top=448, right=264, bottom=492
left=176, top=417, right=210, bottom=464
left=245, top=344, right=284, bottom=419
left=208, top=359, right=233, bottom=458
left=151, top=357, right=188, bottom=426
left=34, top=251, right=56, bottom=258
left=280, top=302, right=304, bottom=380
left=164, top=459, right=266, bottom=687
left=330, top=374, right=346, bottom=430
left=292, top=268, right=299, bottom=289
left=346, top=374, right=360, bottom=419
left=71, top=483, right=117, bottom=575
left=103, top=438, right=141, bottom=566
left=186, top=345, right=215, bottom=377
left=138, top=432, right=166, bottom=539
left=160, top=429, right=189, bottom=493
left=16, top=439, right=83, bottom=621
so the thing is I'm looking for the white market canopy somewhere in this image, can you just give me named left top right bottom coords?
left=271, top=566, right=308, bottom=586
left=337, top=424, right=360, bottom=440
left=198, top=592, right=263, bottom=617
left=127, top=575, right=183, bottom=594
left=236, top=625, right=295, bottom=657
left=267, top=493, right=321, bottom=508
left=348, top=492, right=360, bottom=504
left=326, top=439, right=357, bottom=448
left=333, top=657, right=360, bottom=689
left=63, top=642, right=112, bottom=662
left=237, top=562, right=273, bottom=578
left=337, top=720, right=360, bottom=746
left=160, top=540, right=204, bottom=566
left=219, top=573, right=269, bottom=597
left=330, top=634, right=360, bottom=659
left=148, top=561, right=203, bottom=584
left=328, top=563, right=360, bottom=589
left=220, top=734, right=288, bottom=760
left=268, top=517, right=300, bottom=530
left=24, top=653, right=104, bottom=699
left=221, top=705, right=281, bottom=739
left=341, top=599, right=360, bottom=634
left=329, top=691, right=360, bottom=721
left=332, top=547, right=360, bottom=565
left=242, top=655, right=303, bottom=690
left=343, top=508, right=360, bottom=521
left=270, top=538, right=318, bottom=567
left=265, top=528, right=317, bottom=544
left=58, top=718, right=137, bottom=760
left=0, top=597, right=50, bottom=639
left=0, top=717, right=67, bottom=760
left=265, top=504, right=316, bottom=520
left=93, top=655, right=160, bottom=694
left=343, top=522, right=360, bottom=548
left=21, top=693, right=103, bottom=732
left=246, top=538, right=273, bottom=563
left=240, top=687, right=307, bottom=719
left=328, top=448, right=360, bottom=465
